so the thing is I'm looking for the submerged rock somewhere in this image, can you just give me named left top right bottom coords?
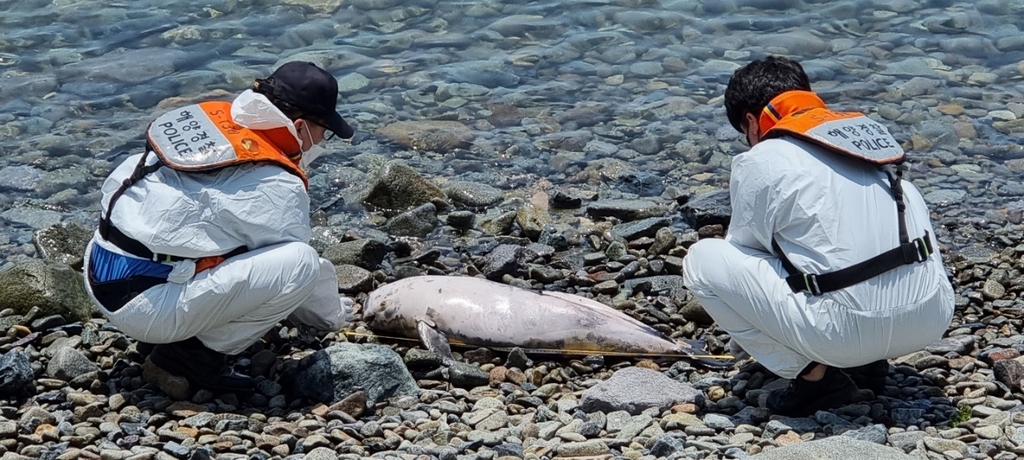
left=361, top=161, right=448, bottom=214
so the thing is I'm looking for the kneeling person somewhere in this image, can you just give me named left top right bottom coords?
left=682, top=56, right=954, bottom=416
left=84, top=62, right=356, bottom=395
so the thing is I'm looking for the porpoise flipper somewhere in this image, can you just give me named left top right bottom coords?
left=417, top=320, right=458, bottom=366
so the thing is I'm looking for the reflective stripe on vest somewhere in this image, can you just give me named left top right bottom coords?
left=146, top=101, right=308, bottom=188
left=760, top=91, right=905, bottom=165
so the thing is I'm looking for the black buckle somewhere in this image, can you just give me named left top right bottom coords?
left=801, top=273, right=822, bottom=296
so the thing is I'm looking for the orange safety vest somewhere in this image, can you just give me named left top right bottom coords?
left=759, top=90, right=904, bottom=165
left=147, top=101, right=308, bottom=188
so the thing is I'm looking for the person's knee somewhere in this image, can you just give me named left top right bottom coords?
left=683, top=238, right=729, bottom=290
left=279, top=242, right=322, bottom=286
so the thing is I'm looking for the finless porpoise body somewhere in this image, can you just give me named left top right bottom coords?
left=362, top=276, right=720, bottom=365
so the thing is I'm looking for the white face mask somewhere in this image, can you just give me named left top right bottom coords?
left=298, top=122, right=327, bottom=171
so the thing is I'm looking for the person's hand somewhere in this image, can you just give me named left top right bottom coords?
left=339, top=296, right=355, bottom=325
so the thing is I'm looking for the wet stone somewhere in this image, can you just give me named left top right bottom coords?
left=612, top=217, right=670, bottom=240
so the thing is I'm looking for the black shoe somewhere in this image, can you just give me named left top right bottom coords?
left=149, top=338, right=255, bottom=396
left=766, top=366, right=858, bottom=416
left=844, top=359, right=889, bottom=395
left=135, top=342, right=156, bottom=359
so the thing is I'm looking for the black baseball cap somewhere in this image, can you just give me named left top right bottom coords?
left=254, top=61, right=354, bottom=139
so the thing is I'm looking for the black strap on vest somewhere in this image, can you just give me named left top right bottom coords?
left=773, top=162, right=934, bottom=296
left=97, top=150, right=247, bottom=262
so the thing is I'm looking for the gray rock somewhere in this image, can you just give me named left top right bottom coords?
left=579, top=367, right=703, bottom=415
left=335, top=264, right=374, bottom=293
left=385, top=203, right=438, bottom=238
left=612, top=217, right=670, bottom=240
left=506, top=348, right=532, bottom=370
left=681, top=189, right=731, bottom=228
left=534, top=130, right=593, bottom=152
left=480, top=211, right=518, bottom=235
left=448, top=362, right=490, bottom=388
left=550, top=190, right=583, bottom=209
left=750, top=436, right=914, bottom=459
left=516, top=198, right=552, bottom=241
left=586, top=199, right=669, bottom=221
left=403, top=349, right=442, bottom=371
left=322, top=239, right=388, bottom=270
left=0, top=350, right=33, bottom=397
left=46, top=347, right=99, bottom=381
left=622, top=275, right=687, bottom=298
left=704, top=413, right=735, bottom=430
left=284, top=343, right=419, bottom=405
left=0, top=165, right=45, bottom=191
left=888, top=431, right=928, bottom=453
left=304, top=447, right=339, bottom=460
left=0, top=259, right=95, bottom=322
left=378, top=120, right=473, bottom=153
left=361, top=161, right=448, bottom=214
left=680, top=299, right=714, bottom=325
left=482, top=244, right=526, bottom=280
left=925, top=336, right=975, bottom=355
left=923, top=189, right=967, bottom=206
left=842, top=424, right=888, bottom=444
left=19, top=406, right=55, bottom=433
left=33, top=223, right=92, bottom=267
left=446, top=211, right=476, bottom=229
left=993, top=360, right=1024, bottom=391
left=650, top=435, right=686, bottom=457
left=616, top=172, right=665, bottom=197
left=444, top=181, right=504, bottom=209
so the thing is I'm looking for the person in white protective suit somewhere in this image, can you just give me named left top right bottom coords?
left=682, top=56, right=954, bottom=416
left=83, top=61, right=355, bottom=396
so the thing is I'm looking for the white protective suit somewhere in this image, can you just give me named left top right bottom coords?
left=683, top=136, right=955, bottom=379
left=84, top=92, right=350, bottom=355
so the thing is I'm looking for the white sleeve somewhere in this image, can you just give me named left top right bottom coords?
left=725, top=152, right=779, bottom=253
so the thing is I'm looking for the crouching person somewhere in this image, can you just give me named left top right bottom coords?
left=682, top=56, right=954, bottom=416
left=83, top=62, right=356, bottom=396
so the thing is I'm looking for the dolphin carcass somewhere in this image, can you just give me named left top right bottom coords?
left=362, top=275, right=730, bottom=368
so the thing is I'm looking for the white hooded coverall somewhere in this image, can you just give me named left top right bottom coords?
left=683, top=136, right=955, bottom=379
left=84, top=92, right=349, bottom=355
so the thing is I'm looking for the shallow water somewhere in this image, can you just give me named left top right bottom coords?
left=1, top=0, right=1024, bottom=261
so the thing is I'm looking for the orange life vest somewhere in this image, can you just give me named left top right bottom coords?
left=759, top=90, right=904, bottom=165
left=146, top=101, right=308, bottom=188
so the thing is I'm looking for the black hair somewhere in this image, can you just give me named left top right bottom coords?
left=724, top=56, right=811, bottom=133
left=253, top=77, right=327, bottom=126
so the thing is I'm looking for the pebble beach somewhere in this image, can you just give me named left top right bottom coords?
left=2, top=0, right=1024, bottom=459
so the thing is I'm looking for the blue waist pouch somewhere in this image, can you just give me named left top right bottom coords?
left=90, top=243, right=172, bottom=283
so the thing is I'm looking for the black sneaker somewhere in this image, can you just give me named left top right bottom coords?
left=766, top=366, right=858, bottom=416
left=148, top=337, right=255, bottom=396
left=844, top=359, right=889, bottom=395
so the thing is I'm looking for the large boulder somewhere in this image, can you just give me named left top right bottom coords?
left=282, top=343, right=419, bottom=405
left=0, top=259, right=94, bottom=322
left=361, top=161, right=448, bottom=215
left=750, top=436, right=915, bottom=459
left=580, top=367, right=703, bottom=415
